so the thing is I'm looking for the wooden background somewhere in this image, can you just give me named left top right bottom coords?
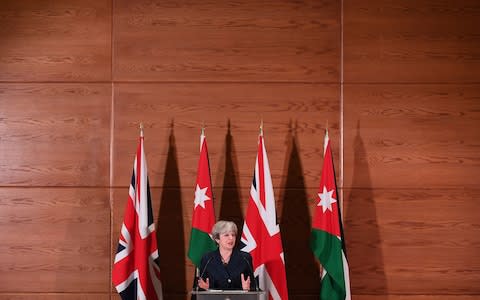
left=0, top=0, right=479, bottom=299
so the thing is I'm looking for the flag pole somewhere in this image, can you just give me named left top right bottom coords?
left=140, top=122, right=144, bottom=137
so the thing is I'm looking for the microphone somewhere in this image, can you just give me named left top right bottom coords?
left=196, top=256, right=214, bottom=291
left=241, top=254, right=258, bottom=291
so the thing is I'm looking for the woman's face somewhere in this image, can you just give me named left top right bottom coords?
left=217, top=231, right=236, bottom=251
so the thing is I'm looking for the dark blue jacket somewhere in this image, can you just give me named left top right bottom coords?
left=199, top=248, right=256, bottom=291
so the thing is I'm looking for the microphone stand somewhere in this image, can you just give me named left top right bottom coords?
left=241, top=255, right=259, bottom=291
left=196, top=256, right=214, bottom=292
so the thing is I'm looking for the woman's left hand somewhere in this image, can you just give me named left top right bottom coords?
left=241, top=273, right=250, bottom=291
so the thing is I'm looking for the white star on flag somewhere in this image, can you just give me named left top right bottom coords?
left=194, top=184, right=211, bottom=209
left=317, top=185, right=337, bottom=213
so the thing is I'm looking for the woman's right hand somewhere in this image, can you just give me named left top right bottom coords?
left=198, top=277, right=210, bottom=290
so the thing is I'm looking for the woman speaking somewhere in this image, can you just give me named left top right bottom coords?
left=197, top=220, right=256, bottom=291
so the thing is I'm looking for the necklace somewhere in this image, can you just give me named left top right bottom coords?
left=221, top=254, right=231, bottom=265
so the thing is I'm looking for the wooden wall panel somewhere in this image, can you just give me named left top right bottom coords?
left=112, top=83, right=340, bottom=190
left=343, top=1, right=480, bottom=299
left=0, top=294, right=110, bottom=300
left=343, top=84, right=480, bottom=189
left=353, top=296, right=480, bottom=300
left=0, top=84, right=111, bottom=186
left=0, top=188, right=110, bottom=293
left=344, top=0, right=480, bottom=83
left=0, top=0, right=111, bottom=82
left=283, top=297, right=480, bottom=300
left=343, top=188, right=480, bottom=295
left=0, top=0, right=478, bottom=299
left=113, top=0, right=340, bottom=82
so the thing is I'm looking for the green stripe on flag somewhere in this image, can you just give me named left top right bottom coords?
left=187, top=227, right=217, bottom=267
left=311, top=229, right=346, bottom=300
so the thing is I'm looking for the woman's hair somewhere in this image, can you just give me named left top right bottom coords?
left=211, top=220, right=238, bottom=241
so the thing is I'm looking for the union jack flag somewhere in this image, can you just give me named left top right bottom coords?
left=241, top=128, right=289, bottom=300
left=112, top=129, right=163, bottom=300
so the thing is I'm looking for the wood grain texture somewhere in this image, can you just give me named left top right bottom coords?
left=0, top=188, right=110, bottom=292
left=0, top=83, right=111, bottom=186
left=352, top=296, right=480, bottom=300
left=0, top=294, right=110, bottom=300
left=0, top=0, right=111, bottom=81
left=344, top=0, right=480, bottom=83
left=343, top=84, right=480, bottom=189
left=2, top=0, right=480, bottom=299
left=343, top=188, right=480, bottom=295
left=258, top=297, right=480, bottom=300
left=112, top=83, right=340, bottom=190
left=113, top=0, right=340, bottom=82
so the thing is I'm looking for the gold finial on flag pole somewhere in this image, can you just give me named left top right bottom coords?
left=324, top=120, right=329, bottom=155
left=260, top=118, right=264, bottom=135
left=140, top=122, right=144, bottom=137
left=199, top=121, right=206, bottom=152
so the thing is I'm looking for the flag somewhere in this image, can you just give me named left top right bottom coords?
left=112, top=128, right=163, bottom=300
left=241, top=128, right=288, bottom=299
left=188, top=129, right=217, bottom=268
left=310, top=130, right=351, bottom=300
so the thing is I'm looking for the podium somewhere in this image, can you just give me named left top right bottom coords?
left=191, top=290, right=265, bottom=300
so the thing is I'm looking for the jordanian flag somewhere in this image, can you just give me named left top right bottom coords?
left=187, top=129, right=217, bottom=268
left=310, top=130, right=351, bottom=300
